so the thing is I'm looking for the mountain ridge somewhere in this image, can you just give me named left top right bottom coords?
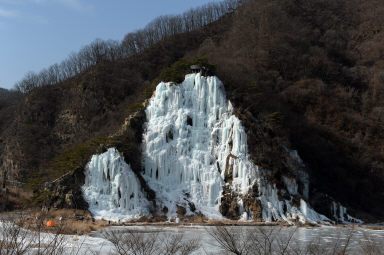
left=1, top=0, right=384, bottom=222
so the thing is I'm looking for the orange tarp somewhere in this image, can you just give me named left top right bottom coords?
left=46, top=220, right=55, bottom=227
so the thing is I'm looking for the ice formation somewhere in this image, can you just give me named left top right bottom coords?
left=82, top=148, right=150, bottom=221
left=141, top=73, right=326, bottom=223
left=142, top=73, right=257, bottom=218
left=82, top=73, right=331, bottom=223
left=258, top=183, right=328, bottom=223
left=331, top=201, right=363, bottom=224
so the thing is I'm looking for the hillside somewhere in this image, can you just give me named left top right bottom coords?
left=0, top=88, right=20, bottom=109
left=0, top=0, right=383, bottom=222
left=206, top=0, right=384, bottom=221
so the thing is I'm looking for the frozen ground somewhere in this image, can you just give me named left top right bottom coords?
left=93, top=225, right=384, bottom=254
left=2, top=224, right=381, bottom=254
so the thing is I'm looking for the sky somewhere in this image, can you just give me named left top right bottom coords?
left=0, top=0, right=220, bottom=89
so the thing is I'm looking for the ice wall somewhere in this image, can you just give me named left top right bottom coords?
left=142, top=73, right=325, bottom=223
left=331, top=201, right=363, bottom=224
left=82, top=73, right=330, bottom=223
left=82, top=148, right=150, bottom=221
left=142, top=74, right=256, bottom=217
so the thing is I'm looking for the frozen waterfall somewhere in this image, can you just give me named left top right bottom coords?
left=142, top=73, right=258, bottom=218
left=82, top=73, right=329, bottom=223
left=82, top=148, right=150, bottom=221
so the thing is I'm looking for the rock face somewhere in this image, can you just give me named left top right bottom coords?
left=82, top=73, right=350, bottom=223
left=44, top=168, right=88, bottom=210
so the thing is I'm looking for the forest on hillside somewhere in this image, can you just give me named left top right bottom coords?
left=11, top=0, right=239, bottom=94
left=1, top=0, right=384, bottom=221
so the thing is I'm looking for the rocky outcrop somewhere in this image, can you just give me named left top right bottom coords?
left=43, top=168, right=88, bottom=210
left=219, top=185, right=240, bottom=220
left=242, top=183, right=262, bottom=221
left=42, top=103, right=155, bottom=212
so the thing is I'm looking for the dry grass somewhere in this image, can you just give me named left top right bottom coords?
left=205, top=218, right=290, bottom=227
left=15, top=209, right=106, bottom=235
left=44, top=208, right=92, bottom=218
left=129, top=215, right=168, bottom=223
left=124, top=215, right=293, bottom=228
left=177, top=214, right=208, bottom=224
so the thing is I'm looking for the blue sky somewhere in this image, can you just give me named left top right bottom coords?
left=0, top=0, right=220, bottom=89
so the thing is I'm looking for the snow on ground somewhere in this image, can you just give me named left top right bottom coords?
left=13, top=225, right=384, bottom=254
left=1, top=221, right=383, bottom=254
left=84, top=225, right=384, bottom=255
left=0, top=222, right=114, bottom=254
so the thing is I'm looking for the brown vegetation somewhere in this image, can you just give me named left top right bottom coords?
left=12, top=209, right=106, bottom=235
left=194, top=0, right=384, bottom=221
left=0, top=0, right=235, bottom=186
left=13, top=1, right=239, bottom=94
left=0, top=0, right=384, bottom=222
left=0, top=212, right=74, bottom=254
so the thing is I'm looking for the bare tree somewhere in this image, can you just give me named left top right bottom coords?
left=206, top=225, right=384, bottom=255
left=14, top=0, right=243, bottom=93
left=0, top=212, right=90, bottom=255
left=207, top=226, right=252, bottom=255
left=0, top=215, right=34, bottom=255
left=103, top=228, right=200, bottom=255
left=159, top=232, right=200, bottom=255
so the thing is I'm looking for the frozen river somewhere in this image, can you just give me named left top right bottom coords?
left=1, top=222, right=383, bottom=254
left=82, top=225, right=384, bottom=254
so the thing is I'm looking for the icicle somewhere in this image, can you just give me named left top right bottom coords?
left=83, top=73, right=333, bottom=223
left=142, top=73, right=257, bottom=218
left=82, top=148, right=150, bottom=221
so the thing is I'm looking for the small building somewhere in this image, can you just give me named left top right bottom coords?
left=190, top=65, right=207, bottom=74
left=190, top=65, right=201, bottom=73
